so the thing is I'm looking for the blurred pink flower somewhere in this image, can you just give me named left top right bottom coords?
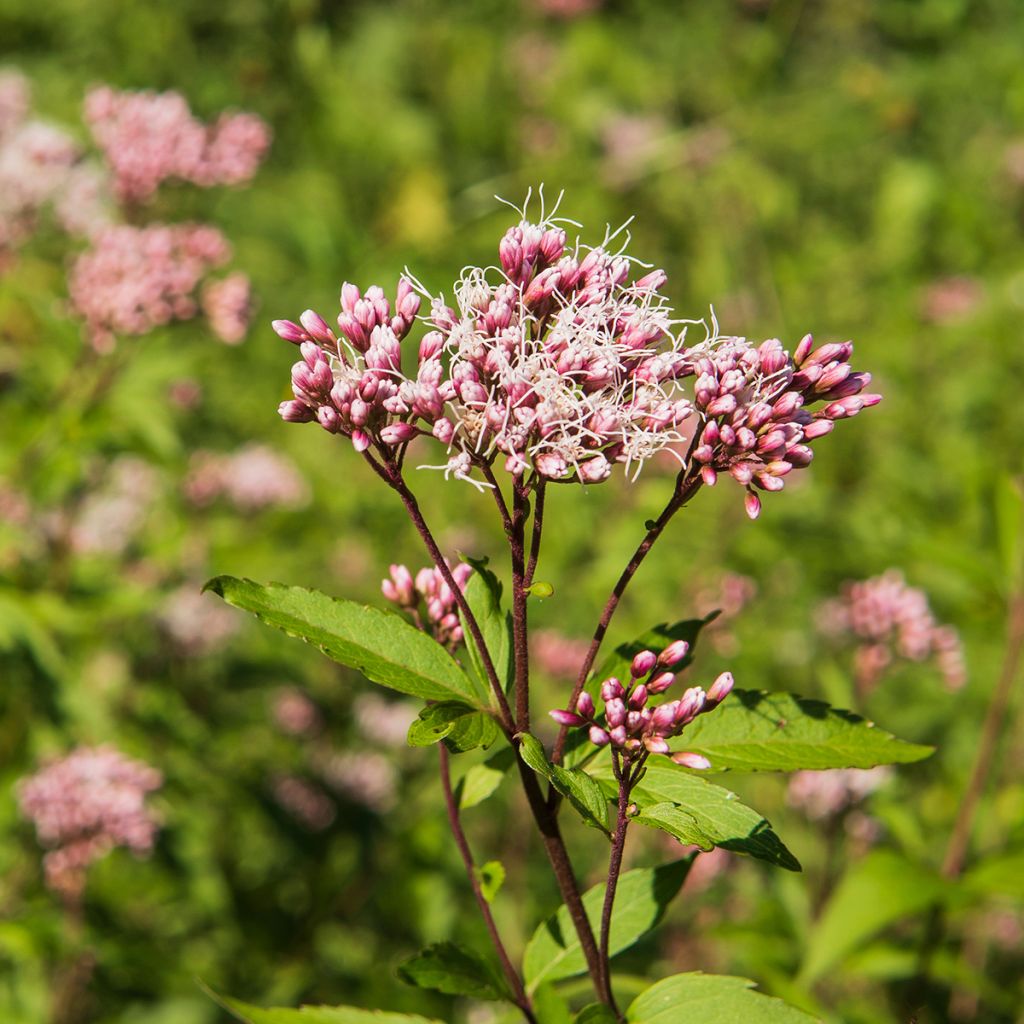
left=532, top=629, right=589, bottom=679
left=184, top=444, right=309, bottom=512
left=532, top=0, right=601, bottom=17
left=202, top=271, right=253, bottom=345
left=352, top=693, right=420, bottom=748
left=919, top=276, right=983, bottom=325
left=158, top=585, right=240, bottom=656
left=17, top=745, right=162, bottom=897
left=271, top=688, right=322, bottom=737
left=787, top=766, right=892, bottom=820
left=69, top=456, right=159, bottom=556
left=272, top=775, right=335, bottom=831
left=318, top=750, right=398, bottom=813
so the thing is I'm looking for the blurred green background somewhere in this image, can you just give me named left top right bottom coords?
left=2, top=0, right=1023, bottom=1022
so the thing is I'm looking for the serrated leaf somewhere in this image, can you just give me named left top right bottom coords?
left=627, top=972, right=820, bottom=1023
left=564, top=617, right=714, bottom=769
left=214, top=993, right=443, bottom=1024
left=595, top=761, right=800, bottom=871
left=799, top=850, right=946, bottom=984
left=574, top=1005, right=618, bottom=1023
left=631, top=803, right=719, bottom=850
left=407, top=702, right=499, bottom=753
left=397, top=941, right=510, bottom=1002
left=461, top=558, right=513, bottom=693
left=517, top=733, right=609, bottom=834
left=204, top=577, right=483, bottom=704
left=456, top=747, right=515, bottom=809
left=476, top=860, right=505, bottom=903
left=678, top=689, right=933, bottom=772
left=523, top=859, right=692, bottom=993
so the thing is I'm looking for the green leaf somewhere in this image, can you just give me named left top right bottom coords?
left=964, top=850, right=1024, bottom=902
left=523, top=858, right=692, bottom=993
left=799, top=850, right=946, bottom=984
left=214, top=993, right=443, bottom=1024
left=204, top=577, right=483, bottom=704
left=564, top=616, right=714, bottom=769
left=631, top=803, right=721, bottom=849
left=532, top=984, right=572, bottom=1024
left=517, top=733, right=609, bottom=834
left=397, top=941, right=510, bottom=1001
left=678, top=689, right=933, bottom=772
left=475, top=860, right=506, bottom=903
left=461, top=558, right=513, bottom=693
left=407, top=702, right=499, bottom=753
left=456, top=748, right=515, bottom=809
left=627, top=972, right=820, bottom=1023
left=597, top=761, right=800, bottom=871
left=574, top=1005, right=618, bottom=1023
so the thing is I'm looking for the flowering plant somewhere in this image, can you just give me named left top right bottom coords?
left=207, top=194, right=930, bottom=1023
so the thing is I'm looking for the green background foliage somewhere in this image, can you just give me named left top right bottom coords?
left=1, top=1, right=1022, bottom=1022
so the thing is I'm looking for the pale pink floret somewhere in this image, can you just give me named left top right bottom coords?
left=17, top=745, right=162, bottom=897
left=787, top=766, right=892, bottom=820
left=202, top=272, right=253, bottom=345
left=381, top=559, right=473, bottom=647
left=184, top=444, right=309, bottom=512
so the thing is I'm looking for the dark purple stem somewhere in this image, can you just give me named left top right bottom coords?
left=551, top=473, right=702, bottom=765
left=439, top=746, right=537, bottom=1023
left=511, top=480, right=531, bottom=731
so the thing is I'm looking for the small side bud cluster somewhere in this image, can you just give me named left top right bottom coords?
left=381, top=560, right=474, bottom=647
left=549, top=640, right=733, bottom=764
left=689, top=335, right=880, bottom=518
left=16, top=746, right=162, bottom=897
left=817, top=570, right=966, bottom=691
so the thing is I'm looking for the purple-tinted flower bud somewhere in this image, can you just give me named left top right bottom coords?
left=693, top=444, right=714, bottom=464
left=626, top=710, right=644, bottom=732
left=744, top=490, right=762, bottom=520
left=605, top=698, right=627, bottom=728
left=578, top=455, right=612, bottom=483
left=671, top=752, right=711, bottom=770
left=771, top=392, right=803, bottom=420
left=278, top=399, right=315, bottom=422
left=647, top=671, right=675, bottom=694
left=601, top=678, right=625, bottom=701
left=630, top=650, right=658, bottom=678
left=351, top=430, right=371, bottom=453
left=272, top=319, right=307, bottom=344
left=651, top=702, right=678, bottom=733
left=628, top=685, right=649, bottom=710
left=589, top=726, right=611, bottom=747
left=658, top=640, right=689, bottom=667
left=337, top=312, right=369, bottom=351
left=539, top=227, right=566, bottom=264
left=379, top=422, right=419, bottom=445
left=300, top=309, right=334, bottom=344
left=758, top=339, right=789, bottom=376
left=576, top=692, right=595, bottom=718
left=340, top=282, right=361, bottom=313
left=803, top=419, right=834, bottom=440
left=433, top=417, right=455, bottom=444
left=706, top=394, right=738, bottom=418
left=705, top=671, right=734, bottom=708
left=675, top=686, right=706, bottom=724
left=634, top=268, right=668, bottom=292
left=550, top=709, right=586, bottom=727
left=317, top=405, right=342, bottom=433
left=701, top=465, right=718, bottom=487
left=609, top=725, right=627, bottom=747
left=644, top=736, right=671, bottom=755
left=793, top=333, right=814, bottom=365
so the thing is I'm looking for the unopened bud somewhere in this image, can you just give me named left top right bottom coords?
left=550, top=709, right=586, bottom=727
left=658, top=640, right=689, bottom=667
left=576, top=692, right=595, bottom=718
left=671, top=752, right=711, bottom=770
left=600, top=678, right=624, bottom=701
left=705, top=671, right=734, bottom=708
left=630, top=650, right=658, bottom=678
left=647, top=671, right=675, bottom=694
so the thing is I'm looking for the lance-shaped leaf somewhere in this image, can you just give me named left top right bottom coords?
left=575, top=1006, right=619, bottom=1023
left=407, top=702, right=499, bottom=753
left=799, top=849, right=946, bottom=984
left=523, top=858, right=692, bottom=993
left=460, top=558, right=513, bottom=693
left=518, top=733, right=610, bottom=834
left=204, top=577, right=483, bottom=704
left=564, top=616, right=715, bottom=769
left=593, top=760, right=800, bottom=871
left=456, top=747, right=515, bottom=810
left=397, top=941, right=511, bottom=1001
left=678, top=689, right=933, bottom=772
left=213, top=991, right=443, bottom=1024
left=475, top=860, right=505, bottom=903
left=627, top=973, right=820, bottom=1023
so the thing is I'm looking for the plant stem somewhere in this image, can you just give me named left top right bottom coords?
left=366, top=452, right=516, bottom=733
left=599, top=752, right=634, bottom=1021
left=439, top=746, right=536, bottom=1023
left=525, top=480, right=546, bottom=588
left=551, top=473, right=702, bottom=765
left=511, top=481, right=531, bottom=731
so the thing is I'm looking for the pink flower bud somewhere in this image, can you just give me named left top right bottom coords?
left=317, top=406, right=342, bottom=433
left=589, top=726, right=611, bottom=747
left=419, top=330, right=444, bottom=362
left=608, top=725, right=627, bottom=747
left=628, top=685, right=649, bottom=710
left=671, top=752, right=711, bottom=770
left=630, top=650, right=658, bottom=678
left=351, top=430, right=371, bottom=453
left=651, top=702, right=678, bottom=732
left=272, top=319, right=307, bottom=344
left=600, top=678, right=624, bottom=701
left=705, top=671, right=734, bottom=707
left=576, top=692, right=595, bottom=718
left=658, top=640, right=689, bottom=667
left=803, top=419, right=834, bottom=440
left=432, top=417, right=455, bottom=444
left=793, top=333, right=814, bottom=365
left=300, top=309, right=334, bottom=344
left=379, top=422, right=419, bottom=445
left=706, top=394, right=738, bottom=417
left=675, top=686, right=706, bottom=724
left=605, top=698, right=627, bottom=728
left=647, top=671, right=675, bottom=694
left=744, top=490, right=761, bottom=520
left=701, top=465, right=718, bottom=487
left=340, top=282, right=360, bottom=313
left=634, top=268, right=668, bottom=292
left=644, top=736, right=671, bottom=755
left=550, top=709, right=586, bottom=727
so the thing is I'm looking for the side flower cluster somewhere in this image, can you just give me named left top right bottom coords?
left=689, top=335, right=881, bottom=519
left=17, top=746, right=162, bottom=897
left=271, top=197, right=879, bottom=516
left=382, top=560, right=474, bottom=647
left=549, top=640, right=733, bottom=765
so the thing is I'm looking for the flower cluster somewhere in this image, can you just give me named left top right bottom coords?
left=158, top=585, right=241, bottom=656
left=202, top=271, right=254, bottom=345
left=550, top=639, right=733, bottom=764
left=85, top=86, right=270, bottom=204
left=17, top=746, right=162, bottom=897
left=787, top=766, right=892, bottom=820
left=271, top=197, right=878, bottom=514
left=818, top=569, right=965, bottom=691
left=184, top=444, right=309, bottom=512
left=689, top=334, right=881, bottom=519
left=69, top=223, right=231, bottom=350
left=381, top=561, right=473, bottom=646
